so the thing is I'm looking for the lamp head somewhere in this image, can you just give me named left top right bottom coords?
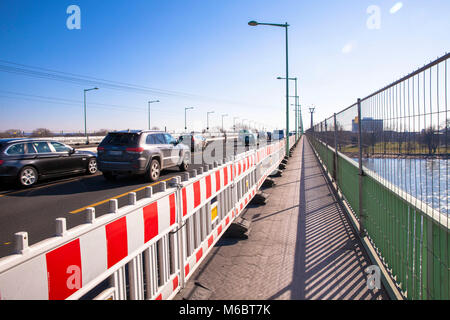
left=248, top=21, right=258, bottom=26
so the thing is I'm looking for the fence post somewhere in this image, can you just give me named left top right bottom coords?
left=174, top=177, right=186, bottom=290
left=357, top=98, right=365, bottom=237
left=333, top=113, right=338, bottom=182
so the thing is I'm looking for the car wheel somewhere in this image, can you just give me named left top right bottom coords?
left=18, top=166, right=38, bottom=187
left=86, top=158, right=98, bottom=175
left=179, top=154, right=190, bottom=172
left=147, top=159, right=160, bottom=182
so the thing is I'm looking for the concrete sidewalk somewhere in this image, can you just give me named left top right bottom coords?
left=175, top=136, right=387, bottom=300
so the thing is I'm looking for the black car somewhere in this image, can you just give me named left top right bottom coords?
left=0, top=138, right=97, bottom=187
left=97, top=130, right=190, bottom=182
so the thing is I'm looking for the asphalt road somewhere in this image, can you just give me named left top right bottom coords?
left=0, top=140, right=261, bottom=258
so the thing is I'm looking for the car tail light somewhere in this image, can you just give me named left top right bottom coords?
left=97, top=147, right=105, bottom=152
left=0, top=160, right=3, bottom=165
left=126, top=147, right=144, bottom=153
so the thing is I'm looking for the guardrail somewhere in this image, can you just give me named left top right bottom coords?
left=25, top=136, right=106, bottom=145
left=27, top=133, right=241, bottom=146
left=0, top=135, right=298, bottom=300
left=307, top=53, right=449, bottom=300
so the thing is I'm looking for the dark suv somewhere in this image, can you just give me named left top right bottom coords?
left=97, top=130, right=191, bottom=182
left=0, top=138, right=97, bottom=187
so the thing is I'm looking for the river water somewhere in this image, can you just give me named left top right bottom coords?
left=360, top=158, right=449, bottom=215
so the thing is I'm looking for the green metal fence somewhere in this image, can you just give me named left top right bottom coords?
left=307, top=53, right=449, bottom=300
left=309, top=135, right=449, bottom=300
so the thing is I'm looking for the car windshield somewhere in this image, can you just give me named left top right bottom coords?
left=103, top=133, right=140, bottom=146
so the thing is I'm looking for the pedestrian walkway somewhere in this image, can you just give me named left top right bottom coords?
left=175, top=136, right=387, bottom=300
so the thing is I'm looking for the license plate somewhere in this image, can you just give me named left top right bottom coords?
left=109, top=150, right=122, bottom=156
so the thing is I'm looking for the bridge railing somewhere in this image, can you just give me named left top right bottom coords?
left=0, top=136, right=297, bottom=300
left=307, top=53, right=449, bottom=300
left=26, top=133, right=240, bottom=146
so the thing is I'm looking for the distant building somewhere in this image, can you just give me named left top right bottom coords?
left=352, top=117, right=383, bottom=133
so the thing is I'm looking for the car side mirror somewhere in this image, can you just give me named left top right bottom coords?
left=69, top=148, right=76, bottom=154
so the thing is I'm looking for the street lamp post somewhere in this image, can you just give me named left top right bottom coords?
left=84, top=87, right=99, bottom=144
left=298, top=104, right=303, bottom=135
left=300, top=104, right=304, bottom=134
left=249, top=20, right=290, bottom=156
left=242, top=119, right=248, bottom=129
left=185, top=107, right=194, bottom=132
left=233, top=117, right=239, bottom=132
left=222, top=114, right=228, bottom=133
left=278, top=76, right=299, bottom=142
left=207, top=111, right=215, bottom=131
left=309, top=106, right=316, bottom=131
left=290, top=95, right=298, bottom=141
left=148, top=100, right=160, bottom=130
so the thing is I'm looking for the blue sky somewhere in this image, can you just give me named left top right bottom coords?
left=0, top=0, right=449, bottom=133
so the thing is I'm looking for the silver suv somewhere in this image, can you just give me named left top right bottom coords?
left=97, top=130, right=190, bottom=182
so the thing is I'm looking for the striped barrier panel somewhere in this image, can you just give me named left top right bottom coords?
left=0, top=186, right=178, bottom=300
left=0, top=138, right=294, bottom=300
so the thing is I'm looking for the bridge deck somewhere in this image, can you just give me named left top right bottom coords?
left=175, top=137, right=388, bottom=300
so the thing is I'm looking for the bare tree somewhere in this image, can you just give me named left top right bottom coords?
left=31, top=128, right=53, bottom=137
left=93, top=129, right=109, bottom=136
left=422, top=126, right=438, bottom=155
left=0, top=129, right=23, bottom=138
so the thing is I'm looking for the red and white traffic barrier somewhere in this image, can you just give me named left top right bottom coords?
left=0, top=139, right=291, bottom=300
left=0, top=189, right=177, bottom=300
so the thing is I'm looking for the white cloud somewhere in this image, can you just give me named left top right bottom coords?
left=390, top=2, right=403, bottom=14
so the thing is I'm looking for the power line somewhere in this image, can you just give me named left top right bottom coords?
left=0, top=59, right=267, bottom=108
left=0, top=89, right=181, bottom=115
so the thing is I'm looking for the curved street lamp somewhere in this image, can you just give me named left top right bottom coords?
left=185, top=107, right=194, bottom=131
left=148, top=100, right=160, bottom=130
left=278, top=76, right=299, bottom=140
left=84, top=87, right=99, bottom=144
left=233, top=117, right=239, bottom=132
left=249, top=20, right=290, bottom=155
left=221, top=114, right=228, bottom=133
left=207, top=111, right=215, bottom=131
